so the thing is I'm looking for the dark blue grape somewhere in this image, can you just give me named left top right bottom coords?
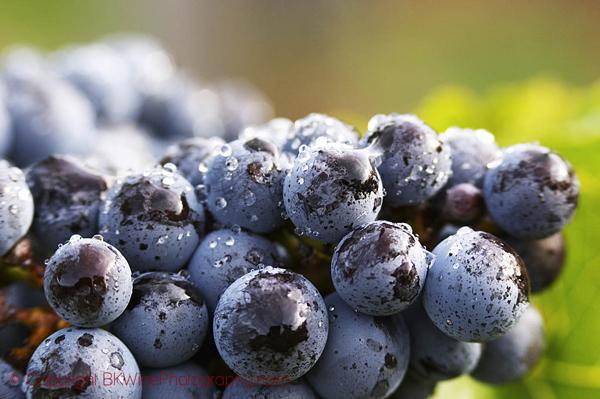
left=188, top=227, right=285, bottom=311
left=505, top=233, right=565, bottom=293
left=213, top=267, right=328, bottom=382
left=239, top=118, right=293, bottom=150
left=140, top=73, right=225, bottom=139
left=215, top=79, right=274, bottom=141
left=99, top=165, right=205, bottom=272
left=439, top=127, right=500, bottom=187
left=483, top=143, right=579, bottom=239
left=331, top=221, right=430, bottom=316
left=160, top=136, right=224, bottom=187
left=0, top=359, right=25, bottom=399
left=204, top=138, right=287, bottom=233
left=363, top=114, right=452, bottom=206
left=471, top=305, right=544, bottom=384
left=284, top=144, right=383, bottom=243
left=388, top=374, right=436, bottom=399
left=142, top=362, right=214, bottom=399
left=26, top=155, right=108, bottom=254
left=23, top=327, right=141, bottom=398
left=111, top=272, right=208, bottom=368
left=306, top=293, right=410, bottom=399
left=53, top=43, right=140, bottom=124
left=86, top=124, right=157, bottom=175
left=0, top=162, right=33, bottom=256
left=44, top=235, right=133, bottom=327
left=104, top=33, right=175, bottom=99
left=5, top=73, right=96, bottom=166
left=442, top=183, right=484, bottom=223
left=423, top=228, right=529, bottom=342
left=402, top=304, right=482, bottom=382
left=282, top=113, right=358, bottom=156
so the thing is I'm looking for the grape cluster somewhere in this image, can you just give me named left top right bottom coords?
left=0, top=35, right=580, bottom=399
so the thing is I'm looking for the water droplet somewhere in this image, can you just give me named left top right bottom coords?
left=456, top=226, right=473, bottom=236
left=329, top=306, right=336, bottom=312
left=297, top=150, right=311, bottom=162
left=220, top=144, right=232, bottom=157
left=215, top=197, right=227, bottom=209
left=225, top=157, right=238, bottom=171
left=294, top=227, right=304, bottom=236
left=446, top=319, right=453, bottom=325
left=250, top=214, right=258, bottom=222
left=231, top=225, right=242, bottom=234
left=162, top=176, right=175, bottom=186
left=177, top=233, right=184, bottom=241
left=208, top=240, right=218, bottom=249
left=296, top=176, right=304, bottom=185
left=225, top=236, right=235, bottom=246
left=7, top=204, right=17, bottom=215
left=163, top=163, right=177, bottom=173
left=157, top=235, right=168, bottom=245
left=198, top=162, right=208, bottom=173
left=69, top=234, right=82, bottom=243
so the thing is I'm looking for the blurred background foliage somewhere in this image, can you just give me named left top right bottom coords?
left=0, top=1, right=598, bottom=398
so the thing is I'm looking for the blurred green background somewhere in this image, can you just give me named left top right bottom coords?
left=1, top=1, right=599, bottom=398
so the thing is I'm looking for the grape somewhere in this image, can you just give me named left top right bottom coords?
left=98, top=165, right=205, bottom=272
left=43, top=235, right=133, bottom=327
left=331, top=221, right=430, bottom=316
left=0, top=162, right=34, bottom=256
left=53, top=43, right=140, bottom=124
left=282, top=113, right=358, bottom=156
left=213, top=267, right=328, bottom=382
left=0, top=359, right=24, bottom=399
left=439, top=127, right=500, bottom=187
left=215, top=80, right=274, bottom=141
left=188, top=227, right=285, bottom=311
left=111, top=272, right=209, bottom=368
left=402, top=304, right=482, bottom=382
left=141, top=362, right=214, bottom=399
left=306, top=293, right=410, bottom=399
left=85, top=124, right=157, bottom=175
left=423, top=228, right=530, bottom=342
left=505, top=233, right=565, bottom=293
left=223, top=378, right=317, bottom=399
left=160, top=136, right=224, bottom=187
left=5, top=71, right=96, bottom=166
left=442, top=183, right=484, bottom=223
left=239, top=118, right=293, bottom=150
left=483, top=143, right=579, bottom=239
left=23, top=327, right=141, bottom=399
left=26, top=155, right=108, bottom=254
left=388, top=374, right=436, bottom=399
left=204, top=138, right=287, bottom=233
left=284, top=144, right=383, bottom=243
left=472, top=305, right=544, bottom=384
left=363, top=113, right=452, bottom=206
left=140, top=72, right=225, bottom=139
left=104, top=33, right=175, bottom=97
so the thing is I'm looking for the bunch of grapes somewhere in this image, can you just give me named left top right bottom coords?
left=0, top=35, right=578, bottom=399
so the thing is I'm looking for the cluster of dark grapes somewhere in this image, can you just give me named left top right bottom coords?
left=0, top=35, right=579, bottom=399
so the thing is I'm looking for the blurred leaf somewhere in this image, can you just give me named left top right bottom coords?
left=418, top=79, right=600, bottom=398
